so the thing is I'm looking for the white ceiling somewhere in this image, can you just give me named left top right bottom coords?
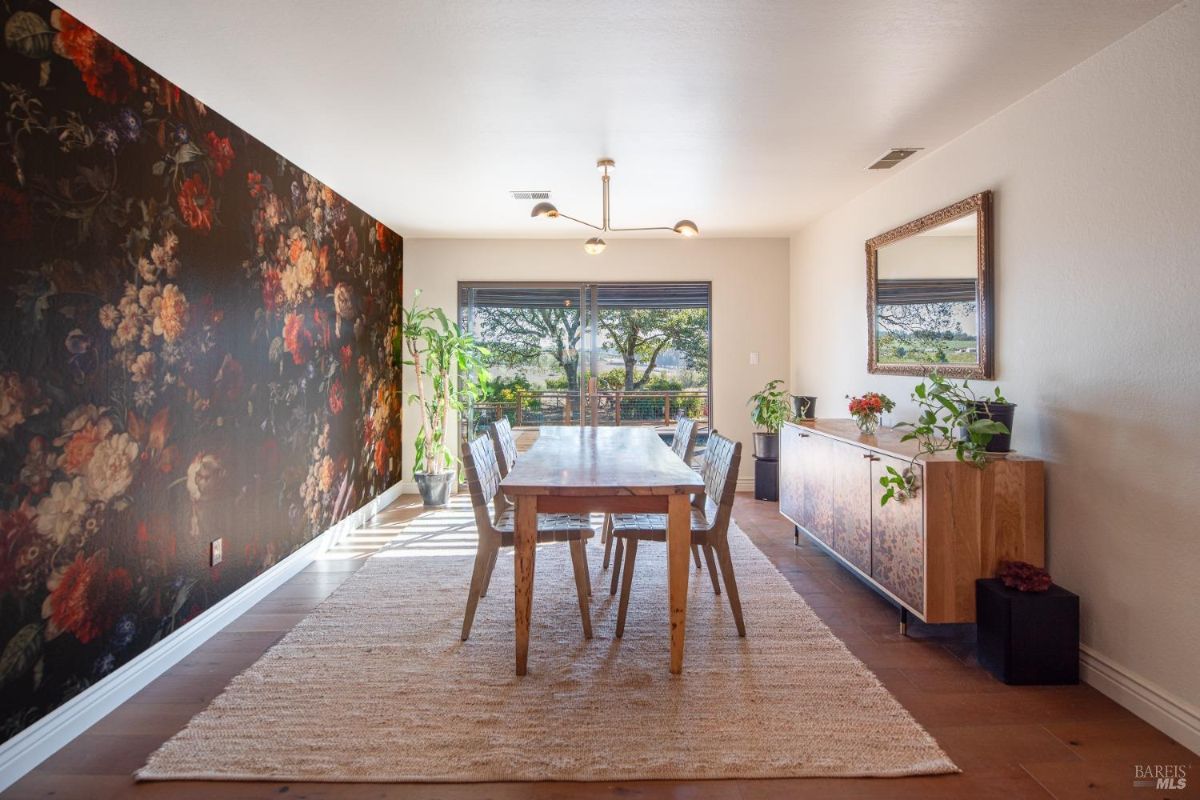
left=60, top=0, right=1174, bottom=239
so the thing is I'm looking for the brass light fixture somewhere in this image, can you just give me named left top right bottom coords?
left=530, top=159, right=699, bottom=254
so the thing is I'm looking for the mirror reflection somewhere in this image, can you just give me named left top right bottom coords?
left=867, top=191, right=992, bottom=378
left=875, top=214, right=978, bottom=367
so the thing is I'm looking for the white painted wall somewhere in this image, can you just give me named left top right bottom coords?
left=878, top=233, right=977, bottom=280
left=789, top=1, right=1200, bottom=746
left=402, top=237, right=791, bottom=489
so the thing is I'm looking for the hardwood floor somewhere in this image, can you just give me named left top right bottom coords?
left=4, top=495, right=1195, bottom=800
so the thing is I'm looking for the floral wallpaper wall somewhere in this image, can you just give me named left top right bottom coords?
left=0, top=1, right=402, bottom=743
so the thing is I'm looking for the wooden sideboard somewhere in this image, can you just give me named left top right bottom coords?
left=779, top=419, right=1045, bottom=625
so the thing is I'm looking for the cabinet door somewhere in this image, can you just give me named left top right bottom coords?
left=800, top=434, right=835, bottom=547
left=779, top=425, right=805, bottom=526
left=832, top=446, right=872, bottom=574
left=870, top=455, right=925, bottom=612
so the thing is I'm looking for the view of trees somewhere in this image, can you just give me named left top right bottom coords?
left=875, top=301, right=978, bottom=364
left=472, top=306, right=709, bottom=393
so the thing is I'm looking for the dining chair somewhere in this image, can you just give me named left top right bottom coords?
left=489, top=417, right=519, bottom=478
left=602, top=417, right=702, bottom=573
left=460, top=432, right=595, bottom=642
left=607, top=432, right=745, bottom=638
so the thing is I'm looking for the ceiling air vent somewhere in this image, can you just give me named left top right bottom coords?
left=510, top=190, right=551, bottom=200
left=867, top=148, right=923, bottom=170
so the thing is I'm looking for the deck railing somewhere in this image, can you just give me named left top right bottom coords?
left=470, top=389, right=709, bottom=431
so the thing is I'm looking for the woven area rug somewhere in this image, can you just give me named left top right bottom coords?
left=137, top=518, right=957, bottom=782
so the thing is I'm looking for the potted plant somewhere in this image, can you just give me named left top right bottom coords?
left=790, top=394, right=817, bottom=420
left=846, top=392, right=895, bottom=435
left=748, top=379, right=792, bottom=460
left=396, top=290, right=490, bottom=507
left=879, top=372, right=1012, bottom=505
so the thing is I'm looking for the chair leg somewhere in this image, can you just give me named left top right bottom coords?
left=581, top=540, right=592, bottom=596
left=702, top=542, right=721, bottom=595
left=602, top=514, right=615, bottom=569
left=615, top=538, right=638, bottom=638
left=715, top=538, right=745, bottom=637
left=569, top=539, right=593, bottom=640
left=609, top=537, right=625, bottom=595
left=691, top=543, right=703, bottom=570
left=462, top=535, right=496, bottom=641
left=480, top=543, right=500, bottom=598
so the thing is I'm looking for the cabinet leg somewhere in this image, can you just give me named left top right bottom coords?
left=794, top=525, right=799, bottom=546
left=899, top=607, right=908, bottom=637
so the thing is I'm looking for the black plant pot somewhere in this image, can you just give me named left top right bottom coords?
left=966, top=401, right=1017, bottom=452
left=414, top=471, right=454, bottom=507
left=790, top=395, right=817, bottom=420
left=753, top=432, right=779, bottom=460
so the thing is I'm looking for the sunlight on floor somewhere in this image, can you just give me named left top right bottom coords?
left=315, top=495, right=607, bottom=561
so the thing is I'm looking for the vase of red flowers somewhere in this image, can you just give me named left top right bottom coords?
left=847, top=392, right=895, bottom=435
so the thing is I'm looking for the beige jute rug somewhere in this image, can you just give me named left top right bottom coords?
left=137, top=519, right=957, bottom=782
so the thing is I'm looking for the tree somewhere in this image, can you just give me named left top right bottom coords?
left=473, top=306, right=582, bottom=391
left=598, top=308, right=709, bottom=390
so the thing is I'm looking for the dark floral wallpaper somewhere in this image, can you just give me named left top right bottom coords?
left=0, top=1, right=402, bottom=743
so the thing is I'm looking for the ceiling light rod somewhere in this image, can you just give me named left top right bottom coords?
left=531, top=158, right=698, bottom=253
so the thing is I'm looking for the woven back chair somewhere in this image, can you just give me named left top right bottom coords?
left=607, top=432, right=745, bottom=638
left=459, top=432, right=595, bottom=642
left=489, top=417, right=519, bottom=478
left=669, top=416, right=699, bottom=465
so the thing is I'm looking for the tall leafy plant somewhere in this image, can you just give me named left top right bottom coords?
left=397, top=291, right=490, bottom=475
left=748, top=379, right=792, bottom=433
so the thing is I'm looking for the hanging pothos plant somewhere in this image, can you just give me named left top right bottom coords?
left=879, top=371, right=1011, bottom=505
left=396, top=290, right=490, bottom=475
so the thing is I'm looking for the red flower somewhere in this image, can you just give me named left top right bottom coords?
left=339, top=344, right=353, bottom=370
left=312, top=308, right=331, bottom=347
left=205, top=132, right=235, bottom=177
left=282, top=312, right=312, bottom=365
left=0, top=504, right=41, bottom=597
left=375, top=221, right=393, bottom=253
left=261, top=269, right=282, bottom=312
left=43, top=550, right=132, bottom=644
left=328, top=379, right=345, bottom=415
left=0, top=184, right=33, bottom=241
left=247, top=171, right=265, bottom=198
left=54, top=11, right=137, bottom=103
left=374, top=440, right=388, bottom=474
left=177, top=174, right=213, bottom=232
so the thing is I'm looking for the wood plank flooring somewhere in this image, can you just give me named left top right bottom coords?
left=4, top=495, right=1195, bottom=800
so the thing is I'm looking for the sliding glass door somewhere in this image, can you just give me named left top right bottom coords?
left=459, top=282, right=712, bottom=459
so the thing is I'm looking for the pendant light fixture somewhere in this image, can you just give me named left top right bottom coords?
left=531, top=159, right=699, bottom=254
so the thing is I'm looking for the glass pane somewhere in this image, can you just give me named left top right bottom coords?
left=461, top=285, right=585, bottom=448
left=459, top=282, right=713, bottom=466
left=592, top=283, right=712, bottom=463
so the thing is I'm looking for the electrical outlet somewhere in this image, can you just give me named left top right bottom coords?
left=210, top=538, right=223, bottom=567
left=749, top=351, right=760, bottom=365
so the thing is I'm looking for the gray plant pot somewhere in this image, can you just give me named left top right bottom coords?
left=753, top=432, right=779, bottom=461
left=414, top=471, right=454, bottom=507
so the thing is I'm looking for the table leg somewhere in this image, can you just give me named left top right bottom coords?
left=514, top=495, right=538, bottom=676
left=667, top=493, right=690, bottom=674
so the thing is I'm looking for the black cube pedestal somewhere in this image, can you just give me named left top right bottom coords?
left=753, top=456, right=778, bottom=502
left=976, top=578, right=1079, bottom=685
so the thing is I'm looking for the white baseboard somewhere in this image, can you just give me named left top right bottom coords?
left=0, top=481, right=404, bottom=793
left=1080, top=644, right=1200, bottom=755
left=735, top=476, right=756, bottom=493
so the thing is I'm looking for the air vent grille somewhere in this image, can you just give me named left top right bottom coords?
left=867, top=148, right=922, bottom=170
left=510, top=190, right=551, bottom=200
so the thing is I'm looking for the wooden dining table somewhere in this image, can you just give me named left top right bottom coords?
left=499, top=426, right=705, bottom=675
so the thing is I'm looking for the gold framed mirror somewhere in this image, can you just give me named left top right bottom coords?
left=866, top=191, right=993, bottom=378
